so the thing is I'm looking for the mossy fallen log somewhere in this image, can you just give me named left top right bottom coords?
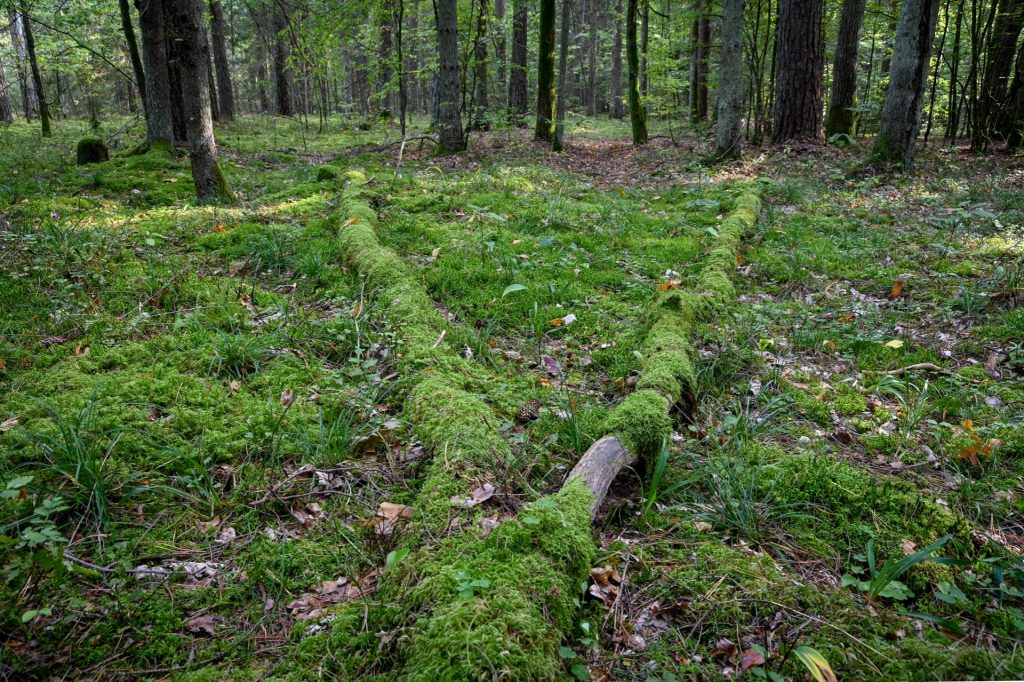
left=312, top=178, right=761, bottom=680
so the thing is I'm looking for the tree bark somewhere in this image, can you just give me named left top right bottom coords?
left=8, top=11, right=38, bottom=121
left=690, top=2, right=710, bottom=122
left=564, top=436, right=636, bottom=520
left=508, top=0, right=529, bottom=121
left=626, top=0, right=647, bottom=142
left=495, top=0, right=508, bottom=99
left=119, top=0, right=148, bottom=111
left=0, top=51, right=13, bottom=123
left=273, top=5, right=293, bottom=116
left=20, top=3, right=50, bottom=137
left=611, top=0, right=624, bottom=118
left=536, top=0, right=557, bottom=140
left=209, top=0, right=234, bottom=120
left=379, top=0, right=395, bottom=115
left=714, top=0, right=745, bottom=158
left=871, top=0, right=941, bottom=169
left=824, top=0, right=867, bottom=137
left=554, top=0, right=571, bottom=150
left=770, top=0, right=824, bottom=142
left=137, top=0, right=174, bottom=150
left=976, top=0, right=1024, bottom=147
left=164, top=0, right=234, bottom=202
left=436, top=0, right=466, bottom=151
left=472, top=0, right=491, bottom=130
left=587, top=0, right=599, bottom=115
left=1006, top=40, right=1024, bottom=149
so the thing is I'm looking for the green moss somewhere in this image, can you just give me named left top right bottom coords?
left=606, top=389, right=671, bottom=460
left=75, top=137, right=109, bottom=165
left=834, top=389, right=867, bottom=415
left=316, top=165, right=340, bottom=181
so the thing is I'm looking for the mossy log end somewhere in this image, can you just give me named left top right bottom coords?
left=563, top=435, right=635, bottom=519
left=76, top=137, right=109, bottom=165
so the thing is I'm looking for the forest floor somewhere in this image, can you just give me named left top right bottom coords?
left=1, top=115, right=1023, bottom=681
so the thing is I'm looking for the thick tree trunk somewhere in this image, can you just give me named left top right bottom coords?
left=436, top=0, right=466, bottom=151
left=554, top=0, right=571, bottom=150
left=611, top=0, right=624, bottom=118
left=472, top=0, right=491, bottom=130
left=770, top=0, right=824, bottom=142
left=976, top=0, right=1024, bottom=147
left=20, top=4, right=50, bottom=137
left=119, top=0, right=148, bottom=111
left=0, top=52, right=13, bottom=123
left=536, top=0, right=557, bottom=140
left=137, top=0, right=174, bottom=150
left=871, top=0, right=941, bottom=169
left=273, top=6, right=293, bottom=116
left=715, top=0, right=745, bottom=158
left=8, top=11, right=38, bottom=121
left=824, top=0, right=867, bottom=137
left=509, top=0, right=529, bottom=120
left=209, top=0, right=234, bottom=120
left=163, top=0, right=234, bottom=202
left=626, top=0, right=647, bottom=142
left=1005, top=41, right=1024, bottom=149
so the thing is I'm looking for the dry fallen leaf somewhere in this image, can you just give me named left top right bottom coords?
left=341, top=216, right=359, bottom=228
left=0, top=416, right=18, bottom=433
left=185, top=614, right=220, bottom=637
left=890, top=278, right=906, bottom=299
left=710, top=638, right=737, bottom=658
left=740, top=648, right=765, bottom=672
left=900, top=539, right=917, bottom=556
left=373, top=502, right=413, bottom=535
left=450, top=483, right=496, bottom=509
left=228, top=380, right=240, bottom=397
left=280, top=388, right=295, bottom=407
left=657, top=279, right=681, bottom=292
left=588, top=565, right=622, bottom=605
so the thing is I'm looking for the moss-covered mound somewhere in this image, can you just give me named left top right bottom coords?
left=75, top=137, right=109, bottom=165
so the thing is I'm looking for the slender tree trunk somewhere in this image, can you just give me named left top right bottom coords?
left=554, top=0, right=571, bottom=150
left=255, top=42, right=270, bottom=112
left=715, top=0, right=745, bottom=158
left=639, top=0, right=649, bottom=98
left=137, top=0, right=174, bottom=150
left=871, top=0, right=941, bottom=169
left=473, top=0, right=491, bottom=129
left=8, top=11, right=37, bottom=121
left=0, top=52, right=13, bottom=123
left=536, top=0, right=557, bottom=140
left=626, top=0, right=647, bottom=142
left=273, top=5, right=293, bottom=116
left=20, top=3, right=50, bottom=137
left=163, top=0, right=234, bottom=202
left=587, top=0, right=599, bottom=115
left=611, top=0, right=624, bottom=117
left=824, top=0, right=866, bottom=137
left=509, top=0, right=529, bottom=120
left=436, top=0, right=466, bottom=151
left=1007, top=40, right=1024, bottom=148
left=495, top=0, right=508, bottom=98
left=119, top=0, right=148, bottom=110
left=690, top=2, right=710, bottom=121
left=207, top=42, right=220, bottom=121
left=379, top=0, right=394, bottom=115
left=770, top=0, right=824, bottom=142
left=209, top=0, right=234, bottom=120
left=945, top=0, right=964, bottom=140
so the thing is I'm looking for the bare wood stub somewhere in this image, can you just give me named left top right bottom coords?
left=563, top=435, right=637, bottom=520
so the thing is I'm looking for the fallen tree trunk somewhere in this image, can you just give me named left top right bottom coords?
left=566, top=435, right=635, bottom=520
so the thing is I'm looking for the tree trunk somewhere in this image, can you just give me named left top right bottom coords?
left=8, top=11, right=38, bottom=121
left=436, top=0, right=466, bottom=151
left=536, top=0, right=557, bottom=140
left=20, top=3, right=50, bottom=137
left=163, top=0, right=234, bottom=202
left=587, top=0, right=599, bottom=115
left=611, top=0, right=624, bottom=117
left=119, top=0, right=148, bottom=111
left=495, top=0, right=508, bottom=99
left=945, top=0, right=964, bottom=141
left=509, top=0, right=529, bottom=121
left=473, top=0, right=491, bottom=129
left=715, top=0, right=745, bottom=158
left=0, top=52, right=13, bottom=123
left=824, top=0, right=866, bottom=137
left=1006, top=41, right=1024, bottom=149
left=977, top=0, right=1024, bottom=146
left=379, top=0, right=394, bottom=115
left=255, top=41, right=270, bottom=113
left=871, top=0, right=941, bottom=169
left=137, top=0, right=174, bottom=150
left=770, top=0, right=824, bottom=142
left=273, top=5, right=293, bottom=116
left=626, top=0, right=647, bottom=142
left=554, top=0, right=571, bottom=150
left=639, top=0, right=650, bottom=97
left=209, top=0, right=234, bottom=120
left=690, top=3, right=710, bottom=122
left=207, top=42, right=220, bottom=121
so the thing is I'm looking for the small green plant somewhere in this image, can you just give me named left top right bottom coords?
left=209, top=332, right=270, bottom=378
left=842, top=534, right=953, bottom=602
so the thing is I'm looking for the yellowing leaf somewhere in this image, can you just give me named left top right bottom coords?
left=793, top=646, right=837, bottom=682
left=342, top=217, right=359, bottom=228
left=884, top=339, right=904, bottom=349
left=657, top=279, right=681, bottom=292
left=890, top=278, right=906, bottom=299
left=214, top=224, right=227, bottom=233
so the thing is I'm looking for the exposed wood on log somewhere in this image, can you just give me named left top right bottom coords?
left=563, top=435, right=637, bottom=520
